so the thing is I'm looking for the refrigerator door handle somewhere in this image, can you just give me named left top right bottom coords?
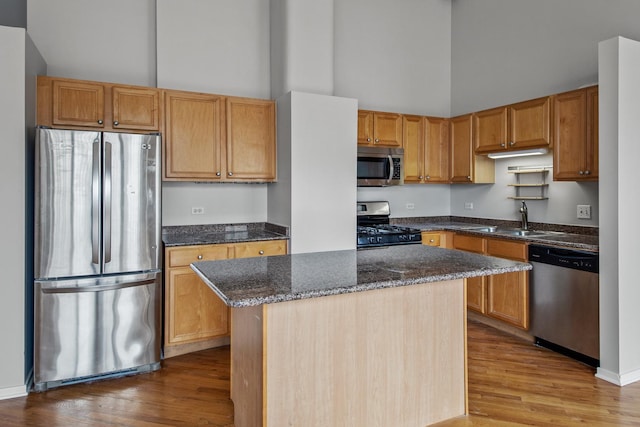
left=40, top=278, right=157, bottom=294
left=104, top=140, right=112, bottom=264
left=92, top=139, right=101, bottom=265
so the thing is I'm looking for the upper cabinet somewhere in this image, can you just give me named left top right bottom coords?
left=357, top=110, right=402, bottom=147
left=403, top=115, right=450, bottom=183
left=163, top=90, right=276, bottom=182
left=37, top=76, right=160, bottom=132
left=474, top=96, right=552, bottom=155
left=553, top=86, right=598, bottom=181
left=450, top=114, right=494, bottom=184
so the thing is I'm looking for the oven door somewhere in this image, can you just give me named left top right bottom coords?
left=357, top=147, right=403, bottom=186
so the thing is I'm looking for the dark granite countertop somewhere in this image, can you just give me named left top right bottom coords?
left=162, top=222, right=289, bottom=247
left=191, top=245, right=531, bottom=308
left=392, top=217, right=598, bottom=252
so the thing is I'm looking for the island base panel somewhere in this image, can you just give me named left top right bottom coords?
left=231, top=279, right=467, bottom=427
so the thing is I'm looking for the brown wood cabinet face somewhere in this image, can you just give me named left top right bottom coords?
left=466, top=277, right=486, bottom=314
left=52, top=79, right=105, bottom=128
left=473, top=107, right=508, bottom=154
left=164, top=91, right=223, bottom=180
left=402, top=115, right=424, bottom=183
left=424, top=117, right=450, bottom=183
left=358, top=110, right=402, bottom=147
left=486, top=271, right=529, bottom=329
left=485, top=238, right=527, bottom=261
left=421, top=232, right=441, bottom=247
left=553, top=87, right=598, bottom=181
left=226, top=97, right=276, bottom=181
left=450, top=114, right=473, bottom=183
left=112, top=86, right=160, bottom=131
left=232, top=240, right=287, bottom=259
left=508, top=96, right=552, bottom=150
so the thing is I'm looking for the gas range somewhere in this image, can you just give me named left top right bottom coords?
left=357, top=201, right=422, bottom=249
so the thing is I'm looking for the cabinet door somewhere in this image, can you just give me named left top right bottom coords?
left=166, top=267, right=230, bottom=344
left=164, top=90, right=223, bottom=180
left=585, top=86, right=599, bottom=180
left=424, top=117, right=450, bottom=183
left=52, top=80, right=105, bottom=128
left=232, top=240, right=287, bottom=259
left=508, top=96, right=551, bottom=150
left=402, top=115, right=424, bottom=183
left=112, top=86, right=160, bottom=131
left=226, top=97, right=276, bottom=181
left=373, top=112, right=403, bottom=147
left=553, top=89, right=587, bottom=180
left=486, top=238, right=527, bottom=262
left=474, top=106, right=508, bottom=154
left=467, top=277, right=486, bottom=314
left=421, top=232, right=441, bottom=247
left=486, top=271, right=529, bottom=329
left=453, top=234, right=485, bottom=254
left=449, top=114, right=473, bottom=183
left=357, top=110, right=374, bottom=145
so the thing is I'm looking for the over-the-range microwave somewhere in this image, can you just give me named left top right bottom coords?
left=357, top=146, right=404, bottom=187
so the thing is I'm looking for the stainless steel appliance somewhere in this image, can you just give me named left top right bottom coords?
left=33, top=127, right=162, bottom=391
left=529, top=244, right=599, bottom=366
left=357, top=146, right=404, bottom=186
left=357, top=201, right=421, bottom=248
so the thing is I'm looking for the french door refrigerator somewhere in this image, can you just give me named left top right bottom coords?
left=33, top=127, right=162, bottom=391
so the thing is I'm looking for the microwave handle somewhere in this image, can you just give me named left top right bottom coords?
left=388, top=155, right=394, bottom=181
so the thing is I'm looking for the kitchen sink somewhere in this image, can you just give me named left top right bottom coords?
left=493, top=229, right=565, bottom=237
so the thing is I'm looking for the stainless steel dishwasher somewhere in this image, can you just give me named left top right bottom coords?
left=529, top=244, right=599, bottom=367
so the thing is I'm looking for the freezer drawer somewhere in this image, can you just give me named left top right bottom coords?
left=34, top=272, right=161, bottom=391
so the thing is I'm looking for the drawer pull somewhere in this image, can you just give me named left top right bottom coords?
left=197, top=255, right=203, bottom=260
left=259, top=250, right=265, bottom=255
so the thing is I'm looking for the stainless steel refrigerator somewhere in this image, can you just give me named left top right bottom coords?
left=33, top=127, right=162, bottom=391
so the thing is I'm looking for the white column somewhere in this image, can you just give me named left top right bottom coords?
left=597, top=36, right=640, bottom=386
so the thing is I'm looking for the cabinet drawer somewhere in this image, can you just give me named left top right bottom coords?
left=453, top=234, right=485, bottom=254
left=421, top=232, right=441, bottom=247
left=167, top=245, right=230, bottom=268
left=233, top=240, right=287, bottom=259
left=486, top=239, right=527, bottom=261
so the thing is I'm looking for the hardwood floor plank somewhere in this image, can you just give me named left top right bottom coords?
left=1, top=320, right=640, bottom=426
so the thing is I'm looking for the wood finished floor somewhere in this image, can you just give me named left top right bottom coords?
left=1, top=320, right=639, bottom=426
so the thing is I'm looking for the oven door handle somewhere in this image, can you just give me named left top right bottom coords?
left=387, top=155, right=394, bottom=181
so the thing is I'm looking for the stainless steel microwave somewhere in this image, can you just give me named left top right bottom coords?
left=357, top=146, right=404, bottom=186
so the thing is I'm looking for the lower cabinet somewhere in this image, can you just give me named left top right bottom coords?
left=164, top=239, right=287, bottom=357
left=421, top=231, right=453, bottom=248
left=453, top=234, right=529, bottom=329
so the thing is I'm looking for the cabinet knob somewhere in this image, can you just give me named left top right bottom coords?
left=374, top=138, right=379, bottom=143
left=509, top=141, right=515, bottom=146
left=467, top=176, right=471, bottom=180
left=228, top=172, right=233, bottom=176
left=367, top=138, right=371, bottom=142
left=500, top=143, right=505, bottom=147
left=426, top=175, right=430, bottom=180
left=113, top=121, right=119, bottom=126
left=97, top=119, right=103, bottom=125
left=579, top=170, right=584, bottom=175
left=419, top=175, right=423, bottom=180
left=585, top=170, right=591, bottom=175
left=259, top=250, right=264, bottom=255
left=216, top=172, right=221, bottom=176
left=429, top=239, right=435, bottom=243
left=197, top=255, right=203, bottom=260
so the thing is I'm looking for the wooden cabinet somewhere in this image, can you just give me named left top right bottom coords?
left=164, top=90, right=276, bottom=182
left=403, top=115, right=450, bottom=183
left=421, top=231, right=453, bottom=248
left=450, top=114, right=494, bottom=184
left=164, top=239, right=287, bottom=358
left=37, top=76, right=160, bottom=132
left=553, top=86, right=598, bottom=181
left=453, top=234, right=529, bottom=329
left=474, top=96, right=552, bottom=155
left=357, top=110, right=402, bottom=147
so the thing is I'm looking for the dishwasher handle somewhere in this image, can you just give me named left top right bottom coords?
left=529, top=244, right=599, bottom=274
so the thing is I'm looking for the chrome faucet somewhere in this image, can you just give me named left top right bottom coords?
left=520, top=201, right=529, bottom=230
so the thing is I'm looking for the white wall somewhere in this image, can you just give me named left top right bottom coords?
left=267, top=93, right=293, bottom=228
left=597, top=37, right=640, bottom=386
left=0, top=25, right=45, bottom=399
left=451, top=0, right=640, bottom=115
left=157, top=0, right=270, bottom=98
left=450, top=154, right=599, bottom=227
left=27, top=0, right=156, bottom=86
left=334, top=0, right=451, bottom=117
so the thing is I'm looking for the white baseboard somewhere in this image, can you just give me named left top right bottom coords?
left=596, top=367, right=640, bottom=386
left=0, top=384, right=28, bottom=400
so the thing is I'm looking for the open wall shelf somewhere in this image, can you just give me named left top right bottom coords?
left=507, top=166, right=552, bottom=200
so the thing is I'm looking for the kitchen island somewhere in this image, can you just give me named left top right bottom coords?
left=191, top=245, right=531, bottom=427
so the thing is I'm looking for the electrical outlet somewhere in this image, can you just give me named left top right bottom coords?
left=191, top=207, right=205, bottom=215
left=464, top=202, right=474, bottom=210
left=577, top=205, right=591, bottom=219
left=406, top=203, right=415, bottom=210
